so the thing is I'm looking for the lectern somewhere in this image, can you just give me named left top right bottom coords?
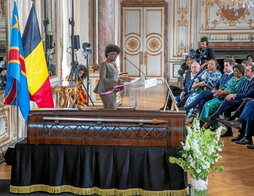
left=120, top=78, right=157, bottom=109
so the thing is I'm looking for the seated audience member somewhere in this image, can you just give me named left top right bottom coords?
left=222, top=97, right=253, bottom=122
left=241, top=60, right=248, bottom=68
left=196, top=37, right=216, bottom=70
left=183, top=59, right=222, bottom=117
left=227, top=100, right=254, bottom=146
left=176, top=62, right=201, bottom=107
left=183, top=59, right=234, bottom=115
left=161, top=57, right=194, bottom=110
left=177, top=56, right=192, bottom=83
left=203, top=64, right=254, bottom=136
left=0, top=56, right=6, bottom=73
left=246, top=54, right=254, bottom=65
left=200, top=64, right=246, bottom=129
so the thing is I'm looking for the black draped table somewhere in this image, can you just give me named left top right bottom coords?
left=10, top=140, right=188, bottom=196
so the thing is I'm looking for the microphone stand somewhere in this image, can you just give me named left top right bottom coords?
left=69, top=0, right=76, bottom=81
left=67, top=0, right=94, bottom=107
left=43, top=0, right=49, bottom=64
left=124, top=57, right=146, bottom=80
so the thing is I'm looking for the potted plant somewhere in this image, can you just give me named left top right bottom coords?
left=169, top=117, right=224, bottom=196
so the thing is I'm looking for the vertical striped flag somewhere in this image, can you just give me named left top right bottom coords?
left=22, top=3, right=54, bottom=108
left=4, top=2, right=30, bottom=121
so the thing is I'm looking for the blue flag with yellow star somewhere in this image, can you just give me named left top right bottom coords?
left=4, top=1, right=30, bottom=120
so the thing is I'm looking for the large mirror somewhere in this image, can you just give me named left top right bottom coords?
left=0, top=1, right=7, bottom=92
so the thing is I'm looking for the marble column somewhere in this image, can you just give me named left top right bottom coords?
left=98, top=0, right=115, bottom=64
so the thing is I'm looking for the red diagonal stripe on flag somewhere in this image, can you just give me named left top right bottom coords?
left=9, top=48, right=26, bottom=73
left=3, top=80, right=17, bottom=104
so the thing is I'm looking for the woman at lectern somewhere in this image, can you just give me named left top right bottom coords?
left=94, top=44, right=123, bottom=110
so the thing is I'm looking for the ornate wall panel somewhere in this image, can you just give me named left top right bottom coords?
left=144, top=8, right=164, bottom=77
left=123, top=7, right=164, bottom=80
left=168, top=0, right=192, bottom=80
left=0, top=11, right=6, bottom=51
left=202, top=0, right=254, bottom=30
left=123, top=8, right=143, bottom=77
left=0, top=108, right=10, bottom=144
left=0, top=0, right=6, bottom=57
left=200, top=0, right=254, bottom=42
left=168, top=0, right=254, bottom=81
left=172, top=0, right=192, bottom=57
left=0, top=106, right=14, bottom=161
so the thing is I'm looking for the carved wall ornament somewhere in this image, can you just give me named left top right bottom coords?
left=248, top=19, right=253, bottom=27
left=125, top=36, right=141, bottom=53
left=176, top=8, right=188, bottom=27
left=146, top=37, right=162, bottom=53
left=202, top=0, right=216, bottom=8
left=204, top=0, right=254, bottom=29
left=0, top=109, right=9, bottom=144
left=128, top=39, right=138, bottom=49
left=214, top=0, right=254, bottom=10
left=0, top=112, right=7, bottom=138
left=211, top=19, right=219, bottom=28
left=216, top=7, right=249, bottom=26
left=176, top=42, right=187, bottom=57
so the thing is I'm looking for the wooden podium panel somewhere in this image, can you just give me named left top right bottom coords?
left=27, top=109, right=186, bottom=146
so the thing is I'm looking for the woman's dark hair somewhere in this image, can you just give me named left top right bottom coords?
left=105, top=44, right=121, bottom=57
left=209, top=59, right=219, bottom=69
left=233, top=64, right=245, bottom=75
left=241, top=60, right=248, bottom=66
left=246, top=54, right=253, bottom=60
left=76, top=64, right=88, bottom=80
left=200, top=37, right=209, bottom=45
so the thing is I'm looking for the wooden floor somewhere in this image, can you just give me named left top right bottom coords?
left=1, top=84, right=254, bottom=196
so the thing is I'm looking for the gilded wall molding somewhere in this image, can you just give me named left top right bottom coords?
left=0, top=108, right=8, bottom=142
left=176, top=42, right=187, bottom=57
left=215, top=8, right=250, bottom=27
left=172, top=0, right=192, bottom=58
left=203, top=0, right=254, bottom=30
left=176, top=8, right=188, bottom=27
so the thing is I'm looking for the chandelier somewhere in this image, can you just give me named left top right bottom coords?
left=217, top=0, right=254, bottom=9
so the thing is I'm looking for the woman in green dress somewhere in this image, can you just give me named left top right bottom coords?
left=200, top=64, right=246, bottom=128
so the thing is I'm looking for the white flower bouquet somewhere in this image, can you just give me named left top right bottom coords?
left=169, top=117, right=224, bottom=192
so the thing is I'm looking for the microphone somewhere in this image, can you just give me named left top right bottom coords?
left=124, top=57, right=146, bottom=80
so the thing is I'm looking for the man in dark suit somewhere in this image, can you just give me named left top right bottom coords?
left=228, top=100, right=254, bottom=146
left=176, top=62, right=201, bottom=108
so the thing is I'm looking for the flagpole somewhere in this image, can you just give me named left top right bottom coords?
left=16, top=80, right=20, bottom=141
left=43, top=0, right=49, bottom=59
left=69, top=0, right=76, bottom=82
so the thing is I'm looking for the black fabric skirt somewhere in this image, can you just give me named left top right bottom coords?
left=10, top=141, right=188, bottom=195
